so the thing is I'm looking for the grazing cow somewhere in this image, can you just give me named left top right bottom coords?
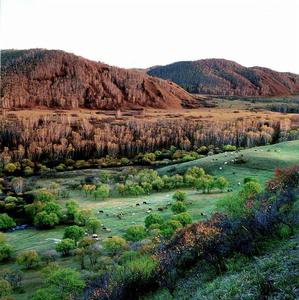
left=136, top=203, right=140, bottom=206
left=106, top=228, right=111, bottom=232
left=143, top=201, right=147, bottom=204
left=99, top=210, right=104, bottom=213
left=102, top=226, right=107, bottom=230
left=158, top=207, right=164, bottom=212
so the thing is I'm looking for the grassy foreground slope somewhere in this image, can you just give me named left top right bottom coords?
left=158, top=140, right=299, bottom=187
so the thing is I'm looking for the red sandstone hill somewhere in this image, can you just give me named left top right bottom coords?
left=0, top=49, right=197, bottom=110
left=148, top=59, right=299, bottom=97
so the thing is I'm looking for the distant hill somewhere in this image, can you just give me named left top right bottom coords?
left=148, top=59, right=299, bottom=96
left=0, top=49, right=197, bottom=110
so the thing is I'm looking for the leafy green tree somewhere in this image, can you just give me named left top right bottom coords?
left=171, top=201, right=187, bottom=214
left=215, top=176, right=229, bottom=192
left=185, top=166, right=205, bottom=178
left=0, top=242, right=13, bottom=262
left=34, top=211, right=59, bottom=229
left=55, top=239, right=76, bottom=256
left=172, top=190, right=187, bottom=202
left=160, top=220, right=182, bottom=237
left=65, top=200, right=79, bottom=222
left=124, top=225, right=147, bottom=242
left=16, top=250, right=40, bottom=269
left=103, top=236, right=128, bottom=256
left=196, top=175, right=215, bottom=193
left=171, top=212, right=192, bottom=226
left=93, top=184, right=110, bottom=200
left=152, top=177, right=164, bottom=191
left=63, top=226, right=85, bottom=244
left=144, top=213, right=164, bottom=228
left=86, top=217, right=101, bottom=234
left=33, top=267, right=85, bottom=300
left=44, top=202, right=62, bottom=218
left=240, top=181, right=262, bottom=199
left=75, top=208, right=92, bottom=226
left=0, top=214, right=16, bottom=230
left=31, top=288, right=58, bottom=300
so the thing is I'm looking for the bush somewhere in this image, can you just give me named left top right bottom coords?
left=4, top=163, right=17, bottom=174
left=34, top=211, right=59, bottom=229
left=63, top=225, right=85, bottom=243
left=144, top=213, right=164, bottom=228
left=172, top=191, right=187, bottom=202
left=215, top=176, right=229, bottom=192
left=103, top=236, right=128, bottom=256
left=55, top=239, right=76, bottom=256
left=24, top=166, right=34, bottom=176
left=160, top=220, right=182, bottom=237
left=171, top=201, right=187, bottom=214
left=121, top=254, right=158, bottom=282
left=125, top=225, right=147, bottom=242
left=171, top=212, right=192, bottom=226
left=40, top=267, right=85, bottom=300
left=0, top=214, right=16, bottom=230
left=36, top=190, right=56, bottom=203
left=118, top=250, right=141, bottom=265
left=16, top=250, right=40, bottom=269
left=0, top=243, right=13, bottom=262
left=0, top=279, right=12, bottom=297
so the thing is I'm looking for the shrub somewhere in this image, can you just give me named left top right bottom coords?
left=103, top=236, right=128, bottom=256
left=195, top=175, right=215, bottom=193
left=171, top=201, right=187, bottom=214
left=171, top=212, right=192, bottom=226
left=63, top=226, right=85, bottom=243
left=160, top=220, right=182, bottom=237
left=215, top=176, right=229, bottom=192
left=144, top=213, right=164, bottom=228
left=45, top=267, right=85, bottom=299
left=0, top=279, right=12, bottom=297
left=172, top=191, right=187, bottom=202
left=16, top=250, right=40, bottom=269
left=41, top=250, right=58, bottom=265
left=0, top=214, right=16, bottom=230
left=4, top=163, right=17, bottom=174
left=0, top=243, right=13, bottom=262
left=36, top=190, right=56, bottom=203
left=118, top=250, right=141, bottom=265
left=24, top=166, right=34, bottom=176
left=125, top=225, right=147, bottom=242
left=121, top=254, right=158, bottom=282
left=55, top=239, right=76, bottom=256
left=34, top=211, right=59, bottom=229
left=93, top=184, right=110, bottom=200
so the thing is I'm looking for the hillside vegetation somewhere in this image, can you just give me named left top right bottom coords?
left=1, top=49, right=196, bottom=110
left=148, top=59, right=299, bottom=96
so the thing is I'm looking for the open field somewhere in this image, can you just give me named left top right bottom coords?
left=158, top=140, right=299, bottom=187
left=6, top=190, right=224, bottom=254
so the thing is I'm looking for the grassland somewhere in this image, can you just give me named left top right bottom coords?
left=158, top=140, right=299, bottom=187
left=3, top=140, right=299, bottom=299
